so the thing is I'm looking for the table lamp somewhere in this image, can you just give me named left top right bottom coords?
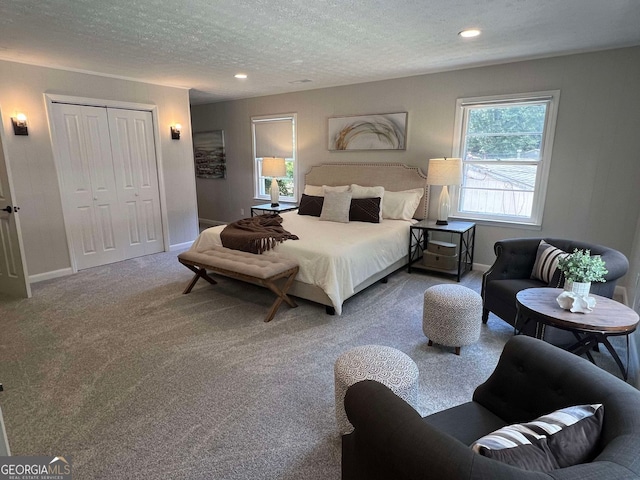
left=262, top=157, right=287, bottom=207
left=426, top=158, right=463, bottom=225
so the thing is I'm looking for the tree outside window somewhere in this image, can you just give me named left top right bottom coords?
left=452, top=91, right=560, bottom=226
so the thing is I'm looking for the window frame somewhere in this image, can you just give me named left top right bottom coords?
left=451, top=90, right=560, bottom=227
left=251, top=113, right=298, bottom=203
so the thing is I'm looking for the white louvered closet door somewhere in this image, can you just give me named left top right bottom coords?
left=52, top=104, right=164, bottom=270
left=107, top=109, right=163, bottom=258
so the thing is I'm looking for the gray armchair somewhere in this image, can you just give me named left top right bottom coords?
left=342, top=335, right=640, bottom=480
left=481, top=238, right=628, bottom=345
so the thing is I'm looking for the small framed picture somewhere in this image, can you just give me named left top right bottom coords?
left=193, top=130, right=226, bottom=178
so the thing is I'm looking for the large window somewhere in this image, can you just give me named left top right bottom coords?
left=452, top=91, right=560, bottom=226
left=252, top=114, right=297, bottom=202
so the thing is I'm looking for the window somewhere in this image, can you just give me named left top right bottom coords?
left=452, top=91, right=560, bottom=226
left=252, top=114, right=297, bottom=202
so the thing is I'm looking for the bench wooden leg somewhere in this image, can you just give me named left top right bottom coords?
left=263, top=269, right=298, bottom=322
left=181, top=262, right=217, bottom=294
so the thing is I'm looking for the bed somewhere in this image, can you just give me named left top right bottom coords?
left=190, top=163, right=429, bottom=315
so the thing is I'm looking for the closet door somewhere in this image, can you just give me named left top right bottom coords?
left=52, top=104, right=123, bottom=269
left=107, top=109, right=164, bottom=258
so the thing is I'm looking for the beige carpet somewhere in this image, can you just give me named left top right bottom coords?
left=0, top=251, right=624, bottom=479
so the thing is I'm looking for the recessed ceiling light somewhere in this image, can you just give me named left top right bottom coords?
left=459, top=29, right=481, bottom=38
left=234, top=73, right=247, bottom=79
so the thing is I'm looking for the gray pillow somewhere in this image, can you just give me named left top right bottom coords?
left=320, top=191, right=352, bottom=223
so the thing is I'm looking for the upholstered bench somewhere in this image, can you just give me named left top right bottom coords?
left=334, top=345, right=419, bottom=434
left=178, top=247, right=299, bottom=322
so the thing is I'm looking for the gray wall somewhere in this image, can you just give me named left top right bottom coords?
left=0, top=60, right=199, bottom=278
left=191, top=47, right=640, bottom=286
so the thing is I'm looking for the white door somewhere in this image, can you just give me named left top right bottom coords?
left=51, top=103, right=123, bottom=270
left=0, top=389, right=9, bottom=455
left=107, top=109, right=164, bottom=258
left=51, top=104, right=164, bottom=270
left=0, top=116, right=31, bottom=298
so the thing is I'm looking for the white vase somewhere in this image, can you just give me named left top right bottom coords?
left=564, top=280, right=591, bottom=298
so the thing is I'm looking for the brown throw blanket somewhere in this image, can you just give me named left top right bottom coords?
left=220, top=214, right=299, bottom=254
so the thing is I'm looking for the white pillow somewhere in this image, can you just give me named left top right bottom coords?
left=382, top=188, right=424, bottom=220
left=323, top=185, right=350, bottom=193
left=303, top=184, right=324, bottom=196
left=350, top=184, right=384, bottom=220
left=320, top=191, right=352, bottom=223
left=350, top=184, right=384, bottom=199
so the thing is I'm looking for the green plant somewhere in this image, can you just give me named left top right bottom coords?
left=557, top=249, right=608, bottom=283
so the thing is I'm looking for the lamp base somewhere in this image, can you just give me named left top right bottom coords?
left=435, top=185, right=451, bottom=226
left=269, top=178, right=280, bottom=207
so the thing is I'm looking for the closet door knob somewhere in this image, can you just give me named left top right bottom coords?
left=2, top=206, right=13, bottom=213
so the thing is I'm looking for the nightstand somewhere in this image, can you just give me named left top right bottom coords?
left=407, top=220, right=476, bottom=281
left=250, top=202, right=298, bottom=217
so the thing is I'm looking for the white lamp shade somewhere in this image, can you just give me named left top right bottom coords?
left=262, top=157, right=287, bottom=178
left=426, top=158, right=463, bottom=186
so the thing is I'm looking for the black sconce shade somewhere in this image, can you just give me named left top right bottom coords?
left=12, top=117, right=28, bottom=136
left=170, top=125, right=181, bottom=140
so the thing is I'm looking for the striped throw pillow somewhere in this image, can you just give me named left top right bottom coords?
left=471, top=404, right=603, bottom=471
left=531, top=240, right=569, bottom=284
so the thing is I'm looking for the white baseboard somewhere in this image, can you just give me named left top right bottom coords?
left=473, top=262, right=491, bottom=273
left=29, top=268, right=73, bottom=283
left=169, top=241, right=194, bottom=252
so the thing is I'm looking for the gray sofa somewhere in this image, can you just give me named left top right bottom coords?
left=481, top=238, right=629, bottom=344
left=342, top=335, right=640, bottom=479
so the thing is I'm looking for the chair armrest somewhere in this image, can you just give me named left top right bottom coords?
left=344, top=380, right=475, bottom=480
left=599, top=248, right=629, bottom=283
left=482, top=238, right=542, bottom=298
left=344, top=380, right=550, bottom=480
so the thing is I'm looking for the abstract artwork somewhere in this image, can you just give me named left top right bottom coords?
left=328, top=113, right=407, bottom=151
left=194, top=130, right=226, bottom=178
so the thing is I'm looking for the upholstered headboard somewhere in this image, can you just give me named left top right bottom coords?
left=304, top=163, right=429, bottom=219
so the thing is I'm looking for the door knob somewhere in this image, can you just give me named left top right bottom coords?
left=2, top=206, right=12, bottom=213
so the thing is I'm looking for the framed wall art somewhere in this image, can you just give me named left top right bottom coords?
left=193, top=130, right=226, bottom=178
left=328, top=112, right=407, bottom=151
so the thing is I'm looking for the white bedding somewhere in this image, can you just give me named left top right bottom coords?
left=190, top=211, right=413, bottom=314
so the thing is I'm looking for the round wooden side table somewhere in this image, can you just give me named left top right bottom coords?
left=516, top=288, right=639, bottom=380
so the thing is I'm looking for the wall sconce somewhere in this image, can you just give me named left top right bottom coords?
left=11, top=113, right=28, bottom=136
left=170, top=123, right=181, bottom=140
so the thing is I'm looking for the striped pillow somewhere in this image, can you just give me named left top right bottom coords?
left=349, top=197, right=381, bottom=223
left=531, top=241, right=569, bottom=284
left=471, top=404, right=603, bottom=471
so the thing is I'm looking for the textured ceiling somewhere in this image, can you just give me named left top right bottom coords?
left=0, top=0, right=639, bottom=104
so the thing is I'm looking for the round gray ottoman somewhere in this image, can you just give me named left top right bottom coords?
left=334, top=345, right=419, bottom=434
left=422, top=284, right=482, bottom=355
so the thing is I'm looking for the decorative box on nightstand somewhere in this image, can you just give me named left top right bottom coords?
left=423, top=240, right=458, bottom=269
